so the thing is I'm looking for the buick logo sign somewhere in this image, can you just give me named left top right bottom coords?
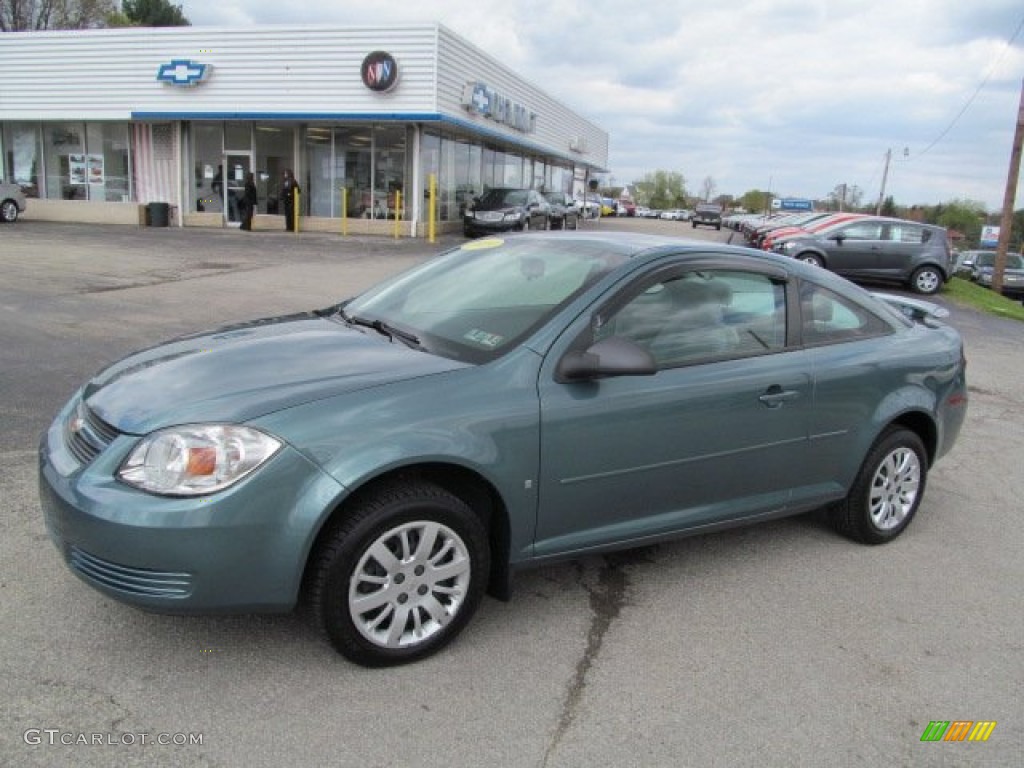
left=361, top=51, right=399, bottom=93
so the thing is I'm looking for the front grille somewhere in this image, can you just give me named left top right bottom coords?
left=69, top=546, right=193, bottom=598
left=64, top=400, right=120, bottom=465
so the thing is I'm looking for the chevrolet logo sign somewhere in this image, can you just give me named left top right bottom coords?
left=156, top=59, right=209, bottom=86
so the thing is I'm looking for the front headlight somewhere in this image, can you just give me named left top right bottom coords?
left=503, top=211, right=524, bottom=222
left=118, top=425, right=281, bottom=496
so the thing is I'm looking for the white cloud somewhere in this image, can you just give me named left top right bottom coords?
left=178, top=0, right=1024, bottom=209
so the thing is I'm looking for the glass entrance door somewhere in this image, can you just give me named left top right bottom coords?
left=223, top=154, right=252, bottom=226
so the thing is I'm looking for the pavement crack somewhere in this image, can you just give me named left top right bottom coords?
left=542, top=555, right=631, bottom=766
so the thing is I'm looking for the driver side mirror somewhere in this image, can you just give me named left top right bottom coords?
left=556, top=336, right=657, bottom=382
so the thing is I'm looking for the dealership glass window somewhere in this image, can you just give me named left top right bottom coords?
left=2, top=123, right=41, bottom=197
left=43, top=122, right=85, bottom=200
left=305, top=126, right=334, bottom=217
left=191, top=123, right=223, bottom=213
left=372, top=125, right=406, bottom=220
left=254, top=124, right=294, bottom=216
left=334, top=126, right=371, bottom=218
left=420, top=130, right=441, bottom=221
left=86, top=123, right=131, bottom=202
left=454, top=139, right=480, bottom=220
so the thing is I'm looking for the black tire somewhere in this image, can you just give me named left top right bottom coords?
left=799, top=253, right=824, bottom=268
left=691, top=221, right=697, bottom=229
left=910, top=266, right=943, bottom=295
left=0, top=200, right=18, bottom=223
left=309, top=481, right=489, bottom=667
left=829, top=427, right=927, bottom=545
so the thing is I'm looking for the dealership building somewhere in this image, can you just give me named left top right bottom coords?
left=0, top=24, right=608, bottom=235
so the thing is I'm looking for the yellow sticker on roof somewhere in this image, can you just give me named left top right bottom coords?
left=461, top=237, right=504, bottom=251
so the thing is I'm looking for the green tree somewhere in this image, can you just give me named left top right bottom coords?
left=1, top=0, right=115, bottom=30
left=122, top=0, right=188, bottom=26
left=879, top=195, right=897, bottom=217
left=633, top=170, right=687, bottom=210
left=738, top=189, right=771, bottom=214
left=935, top=199, right=987, bottom=246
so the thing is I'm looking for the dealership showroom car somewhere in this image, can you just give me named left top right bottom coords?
left=38, top=233, right=968, bottom=667
left=545, top=191, right=581, bottom=230
left=462, top=187, right=551, bottom=236
left=0, top=181, right=28, bottom=223
left=772, top=216, right=953, bottom=295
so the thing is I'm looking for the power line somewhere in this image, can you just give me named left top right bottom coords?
left=917, top=12, right=1024, bottom=157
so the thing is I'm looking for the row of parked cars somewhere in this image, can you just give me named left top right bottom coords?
left=462, top=188, right=589, bottom=237
left=724, top=210, right=954, bottom=295
left=955, top=249, right=1024, bottom=298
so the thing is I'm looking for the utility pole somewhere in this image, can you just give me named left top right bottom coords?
left=875, top=149, right=891, bottom=215
left=992, top=78, right=1024, bottom=295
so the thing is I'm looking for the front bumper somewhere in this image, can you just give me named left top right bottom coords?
left=463, top=215, right=522, bottom=236
left=38, top=396, right=346, bottom=613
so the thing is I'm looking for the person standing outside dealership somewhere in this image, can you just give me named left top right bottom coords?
left=240, top=172, right=258, bottom=231
left=281, top=169, right=300, bottom=232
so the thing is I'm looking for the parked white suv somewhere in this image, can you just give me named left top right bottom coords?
left=1, top=182, right=28, bottom=223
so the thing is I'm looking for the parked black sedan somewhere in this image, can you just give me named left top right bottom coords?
left=545, top=192, right=581, bottom=230
left=463, top=188, right=551, bottom=237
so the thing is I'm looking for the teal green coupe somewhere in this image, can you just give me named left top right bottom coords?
left=39, top=233, right=967, bottom=666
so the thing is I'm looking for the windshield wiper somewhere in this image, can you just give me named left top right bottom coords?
left=339, top=310, right=422, bottom=349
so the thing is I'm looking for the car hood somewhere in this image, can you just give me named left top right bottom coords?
left=83, top=313, right=469, bottom=434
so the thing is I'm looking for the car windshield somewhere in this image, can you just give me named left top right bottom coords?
left=343, top=237, right=632, bottom=363
left=477, top=189, right=527, bottom=207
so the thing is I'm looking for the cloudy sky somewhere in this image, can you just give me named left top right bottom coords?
left=178, top=0, right=1024, bottom=210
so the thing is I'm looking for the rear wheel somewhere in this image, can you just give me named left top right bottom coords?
left=830, top=427, right=927, bottom=545
left=309, top=481, right=489, bottom=667
left=910, top=266, right=943, bottom=295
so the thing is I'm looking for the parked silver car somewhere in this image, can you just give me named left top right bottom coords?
left=773, top=217, right=952, bottom=295
left=0, top=182, right=28, bottom=223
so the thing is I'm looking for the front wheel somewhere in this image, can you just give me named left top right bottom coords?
left=309, top=481, right=489, bottom=667
left=829, top=427, right=927, bottom=545
left=910, top=266, right=943, bottom=295
left=0, top=200, right=18, bottom=223
left=799, top=253, right=824, bottom=268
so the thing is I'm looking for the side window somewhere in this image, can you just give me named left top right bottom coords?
left=800, top=282, right=892, bottom=345
left=600, top=270, right=786, bottom=368
left=838, top=222, right=885, bottom=241
left=888, top=224, right=926, bottom=243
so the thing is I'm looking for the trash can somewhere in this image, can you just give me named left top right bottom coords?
left=147, top=202, right=170, bottom=227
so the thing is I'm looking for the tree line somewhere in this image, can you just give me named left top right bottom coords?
left=1, top=0, right=188, bottom=31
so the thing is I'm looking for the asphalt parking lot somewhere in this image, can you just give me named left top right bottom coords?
left=2, top=219, right=1021, bottom=767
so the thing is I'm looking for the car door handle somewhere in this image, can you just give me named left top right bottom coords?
left=759, top=386, right=801, bottom=409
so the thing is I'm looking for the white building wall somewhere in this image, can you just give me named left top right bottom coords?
left=0, top=24, right=608, bottom=170
left=435, top=25, right=608, bottom=171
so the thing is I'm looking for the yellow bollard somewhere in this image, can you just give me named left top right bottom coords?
left=428, top=174, right=436, bottom=243
left=341, top=187, right=348, bottom=236
left=393, top=190, right=402, bottom=239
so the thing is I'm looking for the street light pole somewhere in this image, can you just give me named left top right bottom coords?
left=875, top=149, right=891, bottom=215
